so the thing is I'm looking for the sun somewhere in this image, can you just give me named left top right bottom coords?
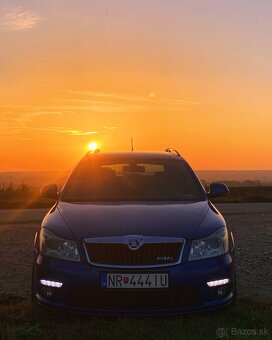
left=88, top=142, right=99, bottom=152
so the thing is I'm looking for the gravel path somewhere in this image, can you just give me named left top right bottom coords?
left=0, top=204, right=271, bottom=299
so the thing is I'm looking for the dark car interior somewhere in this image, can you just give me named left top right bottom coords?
left=62, top=159, right=205, bottom=202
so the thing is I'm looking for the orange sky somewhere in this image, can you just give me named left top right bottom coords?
left=0, top=1, right=271, bottom=171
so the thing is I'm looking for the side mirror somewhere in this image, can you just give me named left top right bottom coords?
left=207, top=182, right=229, bottom=199
left=41, top=184, right=59, bottom=199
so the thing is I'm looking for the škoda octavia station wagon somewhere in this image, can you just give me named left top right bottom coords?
left=32, top=148, right=236, bottom=315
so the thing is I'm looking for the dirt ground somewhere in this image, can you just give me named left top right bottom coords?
left=0, top=204, right=271, bottom=299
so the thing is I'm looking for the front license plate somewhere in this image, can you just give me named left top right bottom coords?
left=101, top=273, right=169, bottom=289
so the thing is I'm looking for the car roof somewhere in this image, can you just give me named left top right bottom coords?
left=85, top=151, right=185, bottom=161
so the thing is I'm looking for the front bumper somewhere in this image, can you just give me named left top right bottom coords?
left=33, top=253, right=235, bottom=315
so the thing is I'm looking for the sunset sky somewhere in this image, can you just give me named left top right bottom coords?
left=0, top=0, right=271, bottom=171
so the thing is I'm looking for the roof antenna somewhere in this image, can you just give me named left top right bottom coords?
left=131, top=138, right=134, bottom=152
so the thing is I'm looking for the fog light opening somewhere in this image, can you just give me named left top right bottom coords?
left=40, top=279, right=63, bottom=288
left=42, top=286, right=53, bottom=298
left=207, top=278, right=229, bottom=287
left=217, top=285, right=228, bottom=297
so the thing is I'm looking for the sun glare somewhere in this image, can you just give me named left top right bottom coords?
left=88, top=142, right=99, bottom=151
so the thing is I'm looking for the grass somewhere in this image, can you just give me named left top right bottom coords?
left=0, top=295, right=271, bottom=339
left=212, top=186, right=272, bottom=204
left=0, top=183, right=272, bottom=209
left=0, top=183, right=54, bottom=209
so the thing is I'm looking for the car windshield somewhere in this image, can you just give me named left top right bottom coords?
left=61, top=157, right=205, bottom=202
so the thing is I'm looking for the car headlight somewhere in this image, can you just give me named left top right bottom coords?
left=40, top=228, right=80, bottom=262
left=189, top=227, right=228, bottom=261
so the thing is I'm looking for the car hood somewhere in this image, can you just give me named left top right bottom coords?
left=56, top=201, right=213, bottom=240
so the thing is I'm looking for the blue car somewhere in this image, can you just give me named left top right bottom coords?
left=32, top=148, right=236, bottom=315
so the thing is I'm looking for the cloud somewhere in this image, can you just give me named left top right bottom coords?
left=0, top=88, right=200, bottom=139
left=70, top=91, right=143, bottom=102
left=67, top=90, right=200, bottom=108
left=34, top=127, right=98, bottom=136
left=103, top=126, right=117, bottom=130
left=0, top=108, right=65, bottom=137
left=0, top=6, right=41, bottom=31
left=53, top=100, right=145, bottom=113
left=62, top=129, right=98, bottom=136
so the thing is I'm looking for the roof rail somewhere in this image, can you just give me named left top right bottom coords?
left=165, top=148, right=181, bottom=157
left=86, top=149, right=100, bottom=156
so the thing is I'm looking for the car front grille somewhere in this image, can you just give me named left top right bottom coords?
left=84, top=236, right=185, bottom=267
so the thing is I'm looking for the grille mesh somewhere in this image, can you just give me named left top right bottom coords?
left=85, top=242, right=183, bottom=266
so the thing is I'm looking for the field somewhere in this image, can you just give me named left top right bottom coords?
left=212, top=186, right=272, bottom=203
left=0, top=183, right=272, bottom=209
left=0, top=204, right=271, bottom=339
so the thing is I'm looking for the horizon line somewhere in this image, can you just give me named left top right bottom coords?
left=1, top=169, right=272, bottom=173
